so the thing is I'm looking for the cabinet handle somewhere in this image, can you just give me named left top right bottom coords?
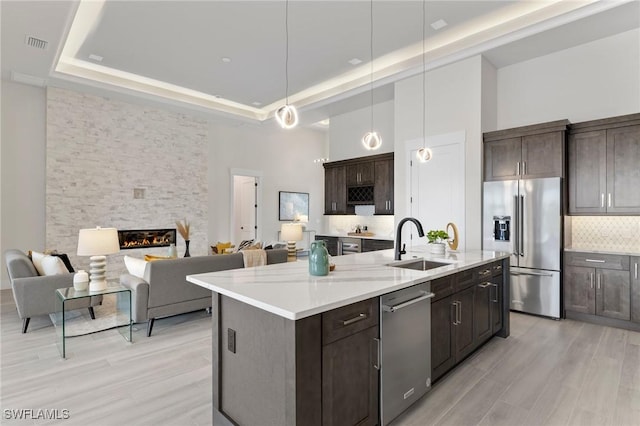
left=635, top=262, right=638, bottom=280
left=523, top=161, right=526, bottom=175
left=457, top=301, right=462, bottom=324
left=601, top=193, right=605, bottom=208
left=491, top=283, right=499, bottom=303
left=608, top=193, right=612, bottom=208
left=590, top=272, right=594, bottom=289
left=479, top=282, right=492, bottom=288
left=597, top=274, right=601, bottom=290
left=585, top=259, right=605, bottom=263
left=342, top=313, right=367, bottom=326
left=451, top=302, right=459, bottom=326
left=516, top=162, right=520, bottom=176
left=373, top=338, right=381, bottom=370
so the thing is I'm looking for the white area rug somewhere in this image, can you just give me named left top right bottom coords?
left=49, top=294, right=130, bottom=337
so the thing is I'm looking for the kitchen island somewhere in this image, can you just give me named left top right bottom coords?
left=187, top=248, right=510, bottom=426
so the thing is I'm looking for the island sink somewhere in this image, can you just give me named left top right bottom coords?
left=388, top=258, right=451, bottom=271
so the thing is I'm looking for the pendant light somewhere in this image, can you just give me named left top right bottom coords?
left=362, top=0, right=382, bottom=150
left=276, top=0, right=298, bottom=129
left=416, top=0, right=432, bottom=163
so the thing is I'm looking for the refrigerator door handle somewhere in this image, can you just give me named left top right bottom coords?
left=520, top=195, right=525, bottom=257
left=513, top=195, right=519, bottom=256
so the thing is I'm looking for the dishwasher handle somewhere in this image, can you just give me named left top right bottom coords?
left=382, top=291, right=435, bottom=312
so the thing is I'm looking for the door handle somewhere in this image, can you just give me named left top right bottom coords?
left=520, top=195, right=524, bottom=257
left=513, top=195, right=519, bottom=256
left=372, top=338, right=381, bottom=370
left=523, top=161, right=526, bottom=175
left=516, top=162, right=520, bottom=176
left=601, top=193, right=605, bottom=208
left=451, top=302, right=459, bottom=325
left=597, top=274, right=601, bottom=290
left=585, top=259, right=605, bottom=263
left=590, top=272, right=594, bottom=289
left=491, top=283, right=499, bottom=303
left=478, top=282, right=492, bottom=288
left=635, top=262, right=638, bottom=280
left=382, top=291, right=434, bottom=312
left=608, top=193, right=612, bottom=208
left=457, top=301, right=462, bottom=324
left=511, top=271, right=554, bottom=277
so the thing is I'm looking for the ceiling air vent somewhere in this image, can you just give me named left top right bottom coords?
left=25, top=35, right=48, bottom=50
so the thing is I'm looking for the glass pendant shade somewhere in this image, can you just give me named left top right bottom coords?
left=276, top=104, right=298, bottom=129
left=416, top=147, right=433, bottom=162
left=362, top=131, right=382, bottom=150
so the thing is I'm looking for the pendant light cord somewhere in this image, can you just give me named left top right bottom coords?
left=422, top=0, right=426, bottom=148
left=285, top=0, right=290, bottom=105
left=370, top=0, right=374, bottom=132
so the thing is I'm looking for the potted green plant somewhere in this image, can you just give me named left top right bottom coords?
left=426, top=230, right=449, bottom=255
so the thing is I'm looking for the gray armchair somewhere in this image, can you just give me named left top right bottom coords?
left=4, top=249, right=102, bottom=333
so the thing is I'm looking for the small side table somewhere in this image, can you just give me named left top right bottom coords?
left=55, top=284, right=132, bottom=359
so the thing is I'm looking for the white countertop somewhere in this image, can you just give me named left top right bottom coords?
left=565, top=247, right=640, bottom=257
left=187, top=248, right=509, bottom=320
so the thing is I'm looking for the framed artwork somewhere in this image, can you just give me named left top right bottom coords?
left=279, top=191, right=309, bottom=221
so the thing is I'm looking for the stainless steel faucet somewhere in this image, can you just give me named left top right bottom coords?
left=395, top=217, right=425, bottom=260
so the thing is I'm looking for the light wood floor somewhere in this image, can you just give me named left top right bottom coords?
left=2, top=289, right=639, bottom=426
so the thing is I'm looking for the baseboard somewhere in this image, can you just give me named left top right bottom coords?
left=565, top=310, right=640, bottom=332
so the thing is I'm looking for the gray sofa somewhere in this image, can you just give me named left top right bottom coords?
left=5, top=249, right=102, bottom=333
left=120, top=249, right=287, bottom=336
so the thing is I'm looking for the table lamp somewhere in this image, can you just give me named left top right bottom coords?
left=281, top=223, right=303, bottom=262
left=77, top=227, right=120, bottom=292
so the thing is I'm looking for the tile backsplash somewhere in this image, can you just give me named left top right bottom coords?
left=326, top=215, right=395, bottom=239
left=569, top=216, right=640, bottom=252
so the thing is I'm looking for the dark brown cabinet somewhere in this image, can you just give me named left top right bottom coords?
left=324, top=165, right=348, bottom=215
left=322, top=299, right=379, bottom=426
left=431, top=260, right=508, bottom=383
left=564, top=252, right=631, bottom=322
left=483, top=120, right=568, bottom=181
left=374, top=158, right=394, bottom=214
left=632, top=257, right=640, bottom=323
left=346, top=161, right=374, bottom=186
left=316, top=236, right=339, bottom=256
left=361, top=238, right=394, bottom=252
left=323, top=153, right=393, bottom=216
left=568, top=114, right=640, bottom=215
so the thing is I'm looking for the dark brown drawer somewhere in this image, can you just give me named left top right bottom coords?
left=455, top=268, right=476, bottom=291
left=564, top=251, right=629, bottom=271
left=492, top=261, right=504, bottom=276
left=432, top=276, right=454, bottom=302
left=322, top=298, right=378, bottom=345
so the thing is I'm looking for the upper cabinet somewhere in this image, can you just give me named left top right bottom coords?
left=483, top=120, right=569, bottom=181
left=323, top=153, right=394, bottom=215
left=568, top=113, right=640, bottom=215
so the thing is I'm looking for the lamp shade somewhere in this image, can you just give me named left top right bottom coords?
left=77, top=227, right=120, bottom=256
left=281, top=223, right=303, bottom=242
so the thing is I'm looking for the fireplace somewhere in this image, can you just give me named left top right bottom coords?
left=117, top=229, right=177, bottom=250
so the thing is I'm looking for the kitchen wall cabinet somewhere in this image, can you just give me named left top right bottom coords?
left=632, top=257, right=640, bottom=324
left=483, top=120, right=569, bottom=181
left=568, top=114, right=640, bottom=215
left=374, top=158, right=394, bottom=214
left=324, top=165, right=348, bottom=215
left=323, top=153, right=393, bottom=216
left=431, top=259, right=509, bottom=382
left=322, top=298, right=379, bottom=426
left=564, top=251, right=631, bottom=323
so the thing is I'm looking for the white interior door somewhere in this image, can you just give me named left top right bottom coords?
left=233, top=175, right=257, bottom=243
left=407, top=131, right=466, bottom=251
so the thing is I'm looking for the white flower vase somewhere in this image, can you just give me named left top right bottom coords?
left=73, top=270, right=89, bottom=291
left=430, top=243, right=446, bottom=255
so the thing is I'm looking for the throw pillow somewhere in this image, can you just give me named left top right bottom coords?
left=144, top=254, right=172, bottom=262
left=237, top=239, right=255, bottom=250
left=51, top=253, right=75, bottom=273
left=216, top=242, right=233, bottom=255
left=241, top=242, right=263, bottom=251
left=30, top=251, right=46, bottom=275
left=40, top=255, right=69, bottom=276
left=124, top=256, right=148, bottom=279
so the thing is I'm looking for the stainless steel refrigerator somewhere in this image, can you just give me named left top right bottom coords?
left=482, top=177, right=561, bottom=319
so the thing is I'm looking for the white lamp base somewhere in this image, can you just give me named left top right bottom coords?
left=286, top=241, right=297, bottom=262
left=88, top=255, right=108, bottom=292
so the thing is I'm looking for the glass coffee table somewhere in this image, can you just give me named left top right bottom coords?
left=55, top=284, right=132, bottom=359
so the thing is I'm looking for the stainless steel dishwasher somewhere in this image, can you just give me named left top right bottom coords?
left=380, top=282, right=434, bottom=425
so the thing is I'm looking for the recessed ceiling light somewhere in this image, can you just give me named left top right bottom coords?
left=221, top=57, right=232, bottom=63
left=430, top=19, right=447, bottom=30
left=88, top=53, right=103, bottom=62
left=348, top=58, right=362, bottom=66
left=252, top=101, right=262, bottom=106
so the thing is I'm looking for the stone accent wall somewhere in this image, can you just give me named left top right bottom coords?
left=46, top=87, right=208, bottom=279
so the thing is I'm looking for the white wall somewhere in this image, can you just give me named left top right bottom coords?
left=395, top=55, right=484, bottom=250
left=329, top=100, right=394, bottom=161
left=208, top=122, right=326, bottom=246
left=497, top=28, right=640, bottom=129
left=1, top=80, right=46, bottom=289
